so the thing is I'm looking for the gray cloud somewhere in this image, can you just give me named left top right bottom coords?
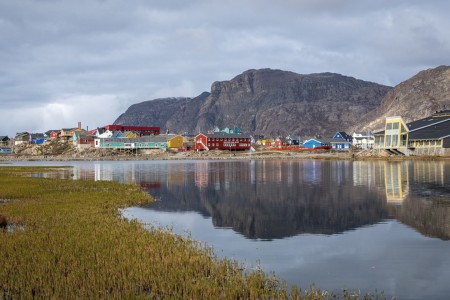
left=1, top=0, right=450, bottom=136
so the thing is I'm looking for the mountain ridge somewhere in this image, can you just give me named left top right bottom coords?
left=114, top=68, right=392, bottom=136
left=353, top=65, right=450, bottom=133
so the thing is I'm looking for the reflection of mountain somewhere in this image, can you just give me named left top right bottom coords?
left=144, top=161, right=389, bottom=239
left=39, top=160, right=450, bottom=241
left=388, top=196, right=450, bottom=240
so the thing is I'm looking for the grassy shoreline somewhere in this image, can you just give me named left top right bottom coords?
left=0, top=166, right=386, bottom=299
left=0, top=166, right=301, bottom=299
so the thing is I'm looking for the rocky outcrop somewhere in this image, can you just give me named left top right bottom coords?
left=353, top=65, right=450, bottom=132
left=114, top=69, right=391, bottom=136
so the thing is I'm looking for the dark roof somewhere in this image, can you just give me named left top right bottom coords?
left=0, top=136, right=9, bottom=141
left=407, top=111, right=450, bottom=131
left=409, top=120, right=450, bottom=140
left=29, top=133, right=45, bottom=139
left=200, top=132, right=251, bottom=139
left=334, top=131, right=352, bottom=139
left=45, top=130, right=60, bottom=135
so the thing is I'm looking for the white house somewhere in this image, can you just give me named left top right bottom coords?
left=352, top=132, right=374, bottom=149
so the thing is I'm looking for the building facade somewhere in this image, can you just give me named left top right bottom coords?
left=374, top=110, right=450, bottom=155
left=194, top=133, right=251, bottom=151
left=94, top=135, right=183, bottom=151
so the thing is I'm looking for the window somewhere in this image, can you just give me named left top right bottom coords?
left=393, top=122, right=399, bottom=130
left=392, top=135, right=398, bottom=147
left=386, top=135, right=391, bottom=147
left=386, top=123, right=392, bottom=130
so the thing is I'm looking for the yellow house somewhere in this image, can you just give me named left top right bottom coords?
left=374, top=110, right=450, bottom=156
left=165, top=135, right=183, bottom=149
left=258, top=138, right=274, bottom=147
left=123, top=131, right=138, bottom=138
left=376, top=116, right=409, bottom=149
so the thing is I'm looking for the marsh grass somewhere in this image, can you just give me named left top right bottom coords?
left=0, top=166, right=381, bottom=299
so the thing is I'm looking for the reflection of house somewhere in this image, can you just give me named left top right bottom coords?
left=194, top=161, right=208, bottom=189
left=374, top=110, right=450, bottom=155
left=384, top=162, right=409, bottom=204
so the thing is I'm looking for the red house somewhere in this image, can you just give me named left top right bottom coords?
left=194, top=133, right=252, bottom=151
left=274, top=137, right=289, bottom=148
left=45, top=130, right=60, bottom=139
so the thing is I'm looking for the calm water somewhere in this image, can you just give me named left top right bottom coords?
left=9, top=159, right=450, bottom=299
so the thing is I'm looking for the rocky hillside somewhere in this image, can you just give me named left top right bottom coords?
left=354, top=65, right=450, bottom=132
left=114, top=69, right=391, bottom=137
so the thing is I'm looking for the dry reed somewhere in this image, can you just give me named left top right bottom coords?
left=0, top=166, right=380, bottom=299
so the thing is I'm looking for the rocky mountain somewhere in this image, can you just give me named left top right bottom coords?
left=354, top=65, right=450, bottom=132
left=114, top=69, right=391, bottom=137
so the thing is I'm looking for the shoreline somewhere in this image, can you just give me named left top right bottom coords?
left=1, top=149, right=449, bottom=162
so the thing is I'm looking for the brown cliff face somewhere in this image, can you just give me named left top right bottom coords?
left=114, top=68, right=391, bottom=136
left=355, top=65, right=450, bottom=132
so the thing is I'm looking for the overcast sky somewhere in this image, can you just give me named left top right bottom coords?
left=1, top=0, right=450, bottom=136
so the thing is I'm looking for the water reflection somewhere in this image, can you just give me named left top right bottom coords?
left=27, top=160, right=450, bottom=241
left=13, top=159, right=450, bottom=299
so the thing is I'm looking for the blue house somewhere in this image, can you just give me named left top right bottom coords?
left=333, top=132, right=352, bottom=141
left=331, top=132, right=352, bottom=150
left=29, top=133, right=46, bottom=144
left=303, top=138, right=331, bottom=149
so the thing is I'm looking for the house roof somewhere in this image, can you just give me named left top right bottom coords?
left=353, top=132, right=373, bottom=137
left=407, top=111, right=450, bottom=132
left=0, top=136, right=9, bottom=141
left=45, top=130, right=60, bottom=135
left=29, top=133, right=45, bottom=139
left=198, top=132, right=251, bottom=139
left=73, top=131, right=91, bottom=138
left=408, top=121, right=450, bottom=140
left=334, top=131, right=352, bottom=139
left=304, top=138, right=327, bottom=144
